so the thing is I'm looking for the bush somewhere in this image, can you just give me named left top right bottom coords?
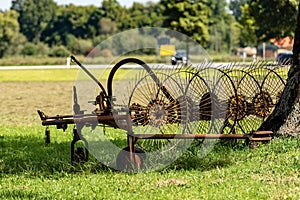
left=36, top=42, right=49, bottom=56
left=48, top=45, right=70, bottom=57
left=22, top=42, right=38, bottom=56
left=86, top=48, right=113, bottom=58
left=66, top=35, right=93, bottom=55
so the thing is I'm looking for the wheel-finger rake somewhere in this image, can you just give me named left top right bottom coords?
left=38, top=56, right=285, bottom=170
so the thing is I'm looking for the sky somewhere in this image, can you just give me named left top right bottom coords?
left=0, top=0, right=159, bottom=11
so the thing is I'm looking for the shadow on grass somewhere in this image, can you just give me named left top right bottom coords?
left=0, top=133, right=115, bottom=176
left=0, top=130, right=250, bottom=175
left=161, top=139, right=246, bottom=172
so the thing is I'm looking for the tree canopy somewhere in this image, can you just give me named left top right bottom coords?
left=12, top=0, right=57, bottom=43
left=0, top=10, right=21, bottom=57
left=0, top=0, right=299, bottom=58
left=238, top=0, right=299, bottom=45
left=160, top=0, right=210, bottom=45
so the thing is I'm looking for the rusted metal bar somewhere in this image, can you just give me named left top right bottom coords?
left=40, top=114, right=129, bottom=125
left=133, top=133, right=250, bottom=140
left=252, top=130, right=273, bottom=135
left=71, top=55, right=107, bottom=96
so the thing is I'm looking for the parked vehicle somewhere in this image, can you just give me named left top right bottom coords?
left=171, top=50, right=187, bottom=65
left=277, top=52, right=293, bottom=65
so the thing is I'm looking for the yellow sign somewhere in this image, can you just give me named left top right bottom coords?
left=160, top=45, right=175, bottom=56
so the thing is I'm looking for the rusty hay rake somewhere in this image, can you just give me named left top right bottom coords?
left=37, top=56, right=286, bottom=170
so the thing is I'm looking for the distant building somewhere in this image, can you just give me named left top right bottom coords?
left=270, top=36, right=294, bottom=51
left=236, top=46, right=257, bottom=57
left=257, top=43, right=278, bottom=59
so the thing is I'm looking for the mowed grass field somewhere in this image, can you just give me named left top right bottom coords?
left=0, top=68, right=299, bottom=199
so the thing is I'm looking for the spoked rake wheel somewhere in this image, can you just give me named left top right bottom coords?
left=112, top=65, right=189, bottom=152
left=250, top=66, right=286, bottom=118
left=225, top=69, right=262, bottom=134
left=208, top=68, right=238, bottom=134
left=184, top=69, right=214, bottom=134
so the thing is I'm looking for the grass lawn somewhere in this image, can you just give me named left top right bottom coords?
left=0, top=69, right=299, bottom=199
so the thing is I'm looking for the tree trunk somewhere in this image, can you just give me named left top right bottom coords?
left=259, top=3, right=300, bottom=133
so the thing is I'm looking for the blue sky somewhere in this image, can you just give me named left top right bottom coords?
left=0, top=0, right=158, bottom=11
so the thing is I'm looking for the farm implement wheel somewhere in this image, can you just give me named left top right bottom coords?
left=116, top=146, right=146, bottom=172
left=209, top=68, right=238, bottom=134
left=126, top=69, right=188, bottom=151
left=183, top=69, right=214, bottom=134
left=222, top=69, right=262, bottom=134
left=251, top=66, right=286, bottom=117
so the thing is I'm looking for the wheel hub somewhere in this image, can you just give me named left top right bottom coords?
left=148, top=100, right=167, bottom=127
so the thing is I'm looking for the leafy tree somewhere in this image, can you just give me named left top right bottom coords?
left=87, top=8, right=103, bottom=37
left=127, top=2, right=150, bottom=28
left=229, top=0, right=247, bottom=21
left=48, top=45, right=70, bottom=57
left=42, top=5, right=99, bottom=46
left=145, top=2, right=164, bottom=27
left=101, top=0, right=128, bottom=30
left=240, top=0, right=298, bottom=43
left=99, top=18, right=118, bottom=34
left=101, top=0, right=123, bottom=19
left=160, top=0, right=210, bottom=45
left=12, top=0, right=57, bottom=43
left=237, top=3, right=258, bottom=46
left=207, top=0, right=238, bottom=52
left=0, top=10, right=23, bottom=58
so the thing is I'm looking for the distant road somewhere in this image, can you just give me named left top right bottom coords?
left=0, top=63, right=232, bottom=70
left=0, top=65, right=91, bottom=70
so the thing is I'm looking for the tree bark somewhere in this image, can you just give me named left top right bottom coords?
left=259, top=3, right=300, bottom=133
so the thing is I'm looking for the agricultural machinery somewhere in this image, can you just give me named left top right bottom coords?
left=38, top=55, right=286, bottom=171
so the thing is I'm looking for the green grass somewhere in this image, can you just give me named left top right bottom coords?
left=0, top=125, right=299, bottom=199
left=0, top=69, right=79, bottom=82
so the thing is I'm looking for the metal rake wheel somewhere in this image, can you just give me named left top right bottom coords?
left=245, top=65, right=285, bottom=119
left=111, top=63, right=189, bottom=151
left=128, top=71, right=187, bottom=133
left=254, top=66, right=286, bottom=116
left=208, top=67, right=238, bottom=134
left=224, top=68, right=262, bottom=134
left=183, top=68, right=214, bottom=134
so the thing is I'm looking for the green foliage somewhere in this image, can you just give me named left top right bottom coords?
left=5, top=33, right=27, bottom=57
left=238, top=4, right=259, bottom=46
left=41, top=5, right=99, bottom=46
left=48, top=46, right=70, bottom=57
left=101, top=0, right=127, bottom=24
left=99, top=18, right=118, bottom=34
left=125, top=2, right=163, bottom=28
left=207, top=0, right=239, bottom=52
left=160, top=0, right=211, bottom=45
left=21, top=42, right=38, bottom=56
left=0, top=10, right=22, bottom=58
left=12, top=0, right=57, bottom=43
left=2, top=0, right=299, bottom=60
left=66, top=35, right=93, bottom=55
left=36, top=42, right=50, bottom=56
left=240, top=0, right=298, bottom=43
left=229, top=0, right=247, bottom=21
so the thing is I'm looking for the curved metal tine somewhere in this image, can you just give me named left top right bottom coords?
left=107, top=58, right=176, bottom=102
